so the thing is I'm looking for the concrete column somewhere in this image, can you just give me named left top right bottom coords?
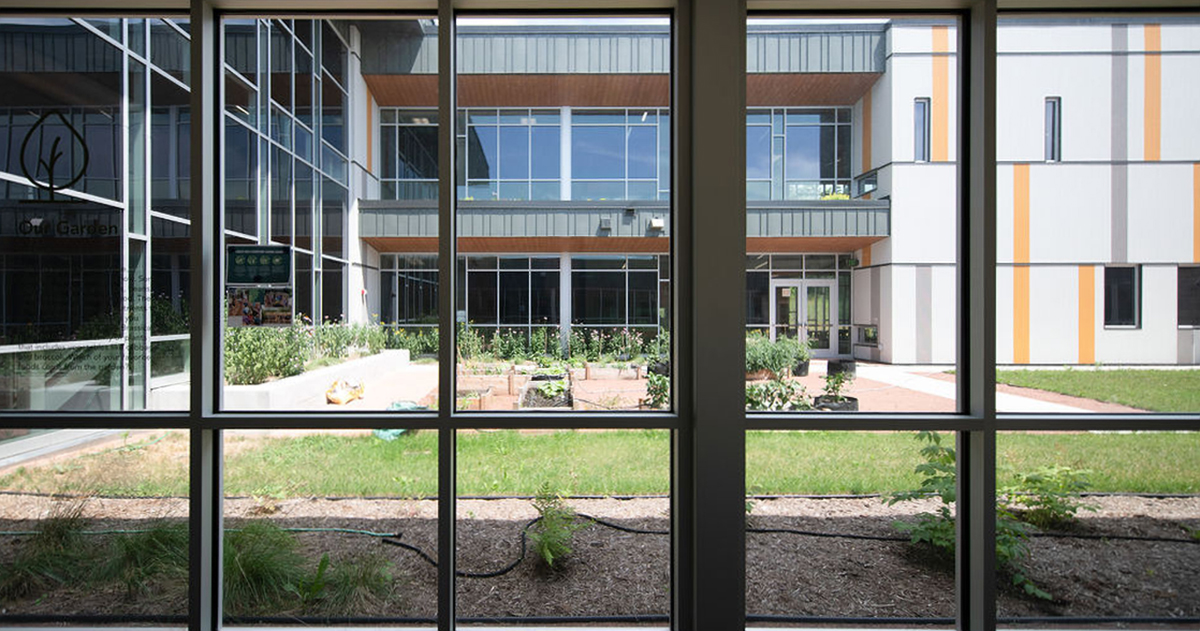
left=559, top=252, right=572, bottom=355
left=560, top=106, right=571, bottom=201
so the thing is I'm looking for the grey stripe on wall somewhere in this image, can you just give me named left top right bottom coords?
left=1180, top=329, right=1198, bottom=365
left=915, top=266, right=933, bottom=364
left=1111, top=25, right=1128, bottom=263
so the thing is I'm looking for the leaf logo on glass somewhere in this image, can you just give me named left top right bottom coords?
left=19, top=110, right=89, bottom=204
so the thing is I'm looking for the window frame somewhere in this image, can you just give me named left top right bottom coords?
left=914, top=96, right=932, bottom=162
left=1044, top=96, right=1061, bottom=162
left=0, top=5, right=1197, bottom=631
left=1104, top=264, right=1141, bottom=328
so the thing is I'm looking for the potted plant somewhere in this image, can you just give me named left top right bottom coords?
left=744, top=332, right=775, bottom=380
left=791, top=339, right=811, bottom=377
left=814, top=370, right=858, bottom=411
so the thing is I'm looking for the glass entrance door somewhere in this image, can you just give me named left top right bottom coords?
left=770, top=279, right=838, bottom=357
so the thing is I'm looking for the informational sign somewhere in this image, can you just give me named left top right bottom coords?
left=228, top=287, right=293, bottom=327
left=227, top=245, right=291, bottom=285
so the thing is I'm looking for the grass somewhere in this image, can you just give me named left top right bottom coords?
left=2, top=430, right=1198, bottom=497
left=996, top=369, right=1200, bottom=412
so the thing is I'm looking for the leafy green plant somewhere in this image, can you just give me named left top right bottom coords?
left=745, top=333, right=805, bottom=377
left=746, top=378, right=811, bottom=411
left=537, top=379, right=569, bottom=399
left=888, top=432, right=1049, bottom=601
left=1002, top=465, right=1097, bottom=528
left=456, top=323, right=484, bottom=360
left=528, top=483, right=583, bottom=569
left=822, top=370, right=854, bottom=401
left=645, top=372, right=670, bottom=409
left=224, top=324, right=310, bottom=385
left=492, top=328, right=528, bottom=361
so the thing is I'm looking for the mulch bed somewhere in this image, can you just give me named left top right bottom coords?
left=0, top=495, right=1197, bottom=623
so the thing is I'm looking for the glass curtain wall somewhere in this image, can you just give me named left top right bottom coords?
left=0, top=4, right=1197, bottom=631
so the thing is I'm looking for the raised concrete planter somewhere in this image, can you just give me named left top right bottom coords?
left=153, top=349, right=411, bottom=410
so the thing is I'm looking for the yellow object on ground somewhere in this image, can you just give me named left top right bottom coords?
left=326, top=378, right=365, bottom=404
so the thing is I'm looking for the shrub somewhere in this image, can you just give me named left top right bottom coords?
left=0, top=499, right=92, bottom=600
left=612, top=327, right=644, bottom=358
left=888, top=432, right=1049, bottom=600
left=528, top=483, right=582, bottom=569
left=745, top=333, right=805, bottom=377
left=224, top=324, right=309, bottom=385
left=1002, top=466, right=1097, bottom=529
left=388, top=327, right=438, bottom=356
left=821, top=370, right=854, bottom=401
left=746, top=378, right=811, bottom=411
left=457, top=323, right=485, bottom=360
left=492, top=328, right=528, bottom=361
left=314, top=323, right=353, bottom=359
left=645, top=372, right=670, bottom=409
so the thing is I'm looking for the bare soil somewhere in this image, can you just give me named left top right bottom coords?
left=0, top=494, right=1197, bottom=623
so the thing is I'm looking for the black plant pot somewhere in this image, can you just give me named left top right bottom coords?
left=649, top=360, right=670, bottom=377
left=827, top=359, right=857, bottom=377
left=814, top=395, right=859, bottom=411
left=793, top=359, right=810, bottom=377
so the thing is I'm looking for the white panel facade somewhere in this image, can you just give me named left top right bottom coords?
left=1126, top=164, right=1195, bottom=263
left=887, top=264, right=917, bottom=363
left=997, top=266, right=1015, bottom=364
left=1160, top=54, right=1200, bottom=161
left=1027, top=164, right=1112, bottom=263
left=930, top=264, right=957, bottom=363
left=997, top=23, right=1116, bottom=54
left=997, top=55, right=1113, bottom=162
left=1096, top=265, right=1179, bottom=363
left=887, top=163, right=957, bottom=264
left=1028, top=266, right=1080, bottom=363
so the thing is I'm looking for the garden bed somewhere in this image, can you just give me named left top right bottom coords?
left=0, top=494, right=1197, bottom=623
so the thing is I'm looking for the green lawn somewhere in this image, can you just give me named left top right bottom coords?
left=2, top=430, right=1197, bottom=497
left=998, top=369, right=1200, bottom=412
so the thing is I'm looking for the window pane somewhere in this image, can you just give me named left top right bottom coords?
left=498, top=126, right=529, bottom=180
left=571, top=126, right=624, bottom=179
left=457, top=430, right=669, bottom=620
left=530, top=126, right=560, bottom=180
left=748, top=16, right=960, bottom=414
left=995, top=15, right=1200, bottom=412
left=0, top=428, right=189, bottom=622
left=220, top=17, right=439, bottom=413
left=223, top=429, right=437, bottom=624
left=747, top=430, right=955, bottom=624
left=997, top=431, right=1200, bottom=625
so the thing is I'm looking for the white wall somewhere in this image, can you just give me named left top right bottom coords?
left=1096, top=265, right=1179, bottom=363
left=997, top=55, right=1113, bottom=162
left=930, top=265, right=957, bottom=362
left=1127, top=164, right=1196, bottom=263
left=887, top=163, right=957, bottom=265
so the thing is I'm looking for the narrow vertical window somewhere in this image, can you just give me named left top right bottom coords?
left=1104, top=265, right=1140, bottom=327
left=914, top=97, right=930, bottom=162
left=1179, top=267, right=1200, bottom=327
left=1044, top=96, right=1061, bottom=161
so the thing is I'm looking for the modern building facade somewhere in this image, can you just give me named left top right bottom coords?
left=1, top=15, right=1199, bottom=411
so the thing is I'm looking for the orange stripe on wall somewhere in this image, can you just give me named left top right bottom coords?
left=1014, top=266, right=1030, bottom=364
left=861, top=245, right=872, bottom=268
left=931, top=26, right=949, bottom=162
left=1013, top=164, right=1030, bottom=263
left=1078, top=265, right=1095, bottom=365
left=1144, top=24, right=1161, bottom=162
left=862, top=89, right=872, bottom=173
left=1194, top=163, right=1200, bottom=263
